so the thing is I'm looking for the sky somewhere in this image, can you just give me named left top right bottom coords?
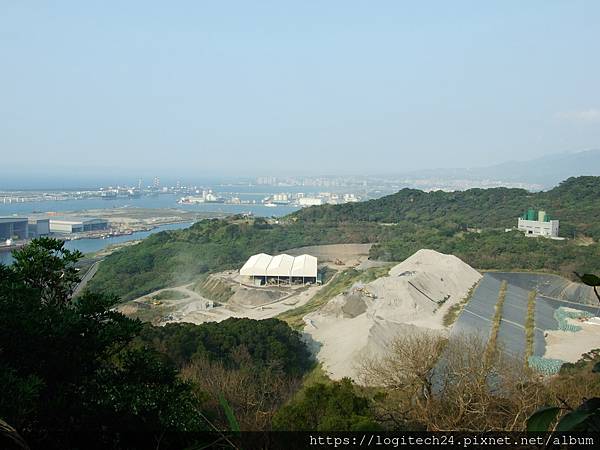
left=1, top=1, right=600, bottom=186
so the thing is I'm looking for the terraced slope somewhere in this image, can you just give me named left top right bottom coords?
left=451, top=272, right=599, bottom=366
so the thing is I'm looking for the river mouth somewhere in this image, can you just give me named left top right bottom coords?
left=0, top=221, right=195, bottom=265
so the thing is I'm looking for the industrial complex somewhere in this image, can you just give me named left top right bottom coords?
left=48, top=218, right=109, bottom=234
left=517, top=209, right=559, bottom=238
left=240, top=253, right=318, bottom=285
left=28, top=218, right=50, bottom=237
left=0, top=216, right=108, bottom=242
left=0, top=217, right=29, bottom=240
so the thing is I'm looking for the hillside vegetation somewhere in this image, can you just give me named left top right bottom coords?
left=292, top=176, right=600, bottom=239
left=0, top=239, right=315, bottom=446
left=3, top=238, right=600, bottom=444
left=88, top=218, right=377, bottom=300
left=88, top=177, right=600, bottom=300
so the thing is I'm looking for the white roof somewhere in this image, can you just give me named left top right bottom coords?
left=240, top=253, right=318, bottom=278
left=266, top=254, right=295, bottom=277
left=291, top=254, right=318, bottom=278
left=239, top=253, right=272, bottom=276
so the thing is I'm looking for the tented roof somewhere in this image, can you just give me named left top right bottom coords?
left=239, top=253, right=272, bottom=276
left=291, top=254, right=318, bottom=278
left=240, top=253, right=318, bottom=278
left=266, top=254, right=295, bottom=277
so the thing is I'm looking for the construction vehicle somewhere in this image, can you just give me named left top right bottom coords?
left=353, top=286, right=376, bottom=299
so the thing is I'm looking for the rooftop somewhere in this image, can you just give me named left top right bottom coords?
left=240, top=253, right=318, bottom=277
left=0, top=217, right=28, bottom=224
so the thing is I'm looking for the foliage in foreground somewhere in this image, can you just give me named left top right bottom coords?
left=0, top=239, right=206, bottom=449
left=272, top=378, right=380, bottom=431
left=0, top=238, right=316, bottom=447
left=136, top=318, right=313, bottom=377
left=526, top=270, right=600, bottom=432
left=358, top=333, right=600, bottom=432
left=527, top=354, right=600, bottom=432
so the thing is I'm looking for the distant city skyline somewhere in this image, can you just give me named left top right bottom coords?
left=1, top=1, right=600, bottom=183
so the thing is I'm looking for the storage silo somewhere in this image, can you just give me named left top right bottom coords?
left=538, top=210, right=546, bottom=222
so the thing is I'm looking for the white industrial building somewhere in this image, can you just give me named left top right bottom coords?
left=517, top=209, right=559, bottom=238
left=298, top=197, right=323, bottom=207
left=49, top=218, right=109, bottom=234
left=240, top=253, right=318, bottom=285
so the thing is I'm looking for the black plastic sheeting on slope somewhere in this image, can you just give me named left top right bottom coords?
left=497, top=319, right=526, bottom=359
left=452, top=272, right=599, bottom=360
left=501, top=284, right=530, bottom=327
left=452, top=275, right=501, bottom=347
left=463, top=275, right=501, bottom=319
left=488, top=272, right=556, bottom=294
left=457, top=274, right=532, bottom=357
left=534, top=296, right=560, bottom=331
left=487, top=272, right=597, bottom=305
left=450, top=309, right=490, bottom=342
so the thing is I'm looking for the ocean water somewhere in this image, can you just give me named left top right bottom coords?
left=0, top=221, right=196, bottom=265
left=0, top=188, right=308, bottom=265
left=0, top=193, right=299, bottom=217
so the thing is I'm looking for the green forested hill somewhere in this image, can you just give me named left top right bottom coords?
left=291, top=176, right=600, bottom=239
left=87, top=218, right=378, bottom=300
left=88, top=176, right=600, bottom=300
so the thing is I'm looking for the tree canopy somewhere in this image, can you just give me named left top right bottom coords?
left=0, top=238, right=319, bottom=448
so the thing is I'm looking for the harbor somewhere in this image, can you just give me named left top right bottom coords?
left=0, top=221, right=196, bottom=265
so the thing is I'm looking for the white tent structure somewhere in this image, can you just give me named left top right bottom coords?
left=266, top=254, right=295, bottom=283
left=239, top=253, right=318, bottom=285
left=291, top=254, right=318, bottom=281
left=239, top=253, right=272, bottom=277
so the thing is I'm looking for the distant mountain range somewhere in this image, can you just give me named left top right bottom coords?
left=402, top=149, right=600, bottom=189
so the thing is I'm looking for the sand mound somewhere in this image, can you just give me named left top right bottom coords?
left=304, top=249, right=482, bottom=380
left=228, top=286, right=286, bottom=307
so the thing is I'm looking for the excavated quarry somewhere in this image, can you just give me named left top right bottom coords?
left=303, top=249, right=482, bottom=380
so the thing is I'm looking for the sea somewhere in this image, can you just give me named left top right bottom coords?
left=0, top=192, right=301, bottom=217
left=0, top=221, right=197, bottom=265
left=0, top=189, right=305, bottom=264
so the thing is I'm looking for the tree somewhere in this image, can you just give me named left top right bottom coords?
left=0, top=239, right=207, bottom=449
left=527, top=359, right=600, bottom=432
left=272, top=378, right=380, bottom=431
left=10, top=236, right=82, bottom=304
left=359, top=333, right=547, bottom=431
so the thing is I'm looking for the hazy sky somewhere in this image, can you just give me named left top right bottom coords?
left=1, top=1, right=599, bottom=184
